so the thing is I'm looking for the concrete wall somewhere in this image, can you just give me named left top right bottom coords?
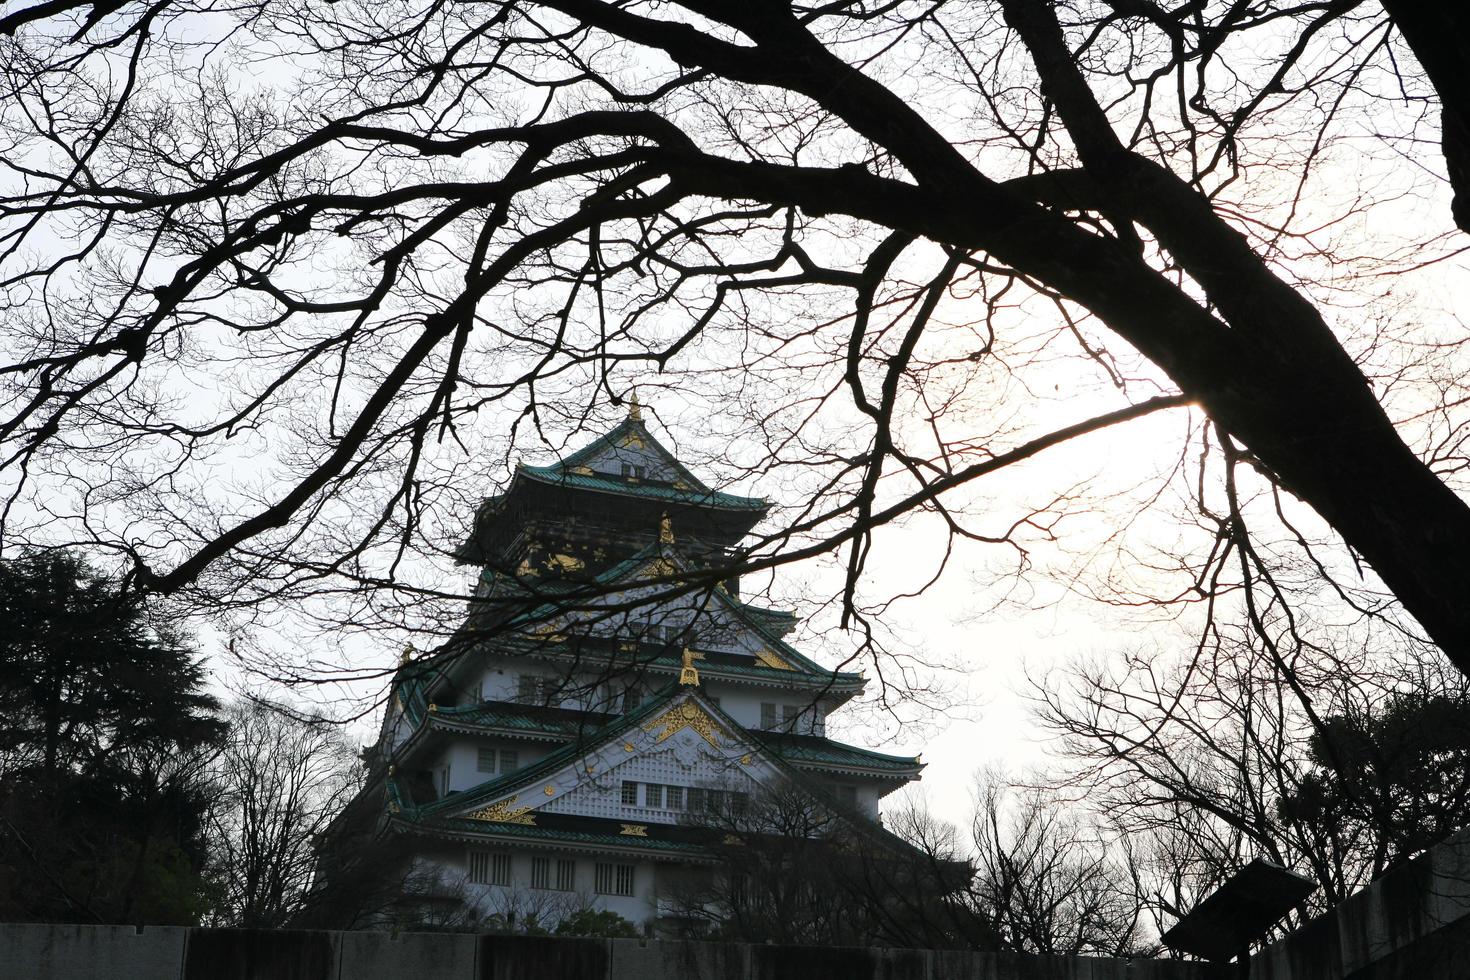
left=0, top=927, right=1230, bottom=980
left=1253, top=825, right=1470, bottom=980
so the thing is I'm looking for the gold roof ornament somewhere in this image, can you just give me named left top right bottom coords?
left=644, top=699, right=721, bottom=747
left=627, top=391, right=643, bottom=422
left=620, top=824, right=648, bottom=837
left=399, top=642, right=415, bottom=667
left=659, top=512, right=675, bottom=546
left=679, top=647, right=702, bottom=686
left=467, top=796, right=536, bottom=825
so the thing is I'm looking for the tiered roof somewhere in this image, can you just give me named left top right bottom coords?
left=382, top=688, right=923, bottom=859
left=367, top=408, right=924, bottom=870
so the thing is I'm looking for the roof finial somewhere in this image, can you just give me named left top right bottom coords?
left=627, top=391, right=643, bottom=422
left=679, top=647, right=701, bottom=686
left=659, top=512, right=675, bottom=546
left=399, top=642, right=416, bottom=667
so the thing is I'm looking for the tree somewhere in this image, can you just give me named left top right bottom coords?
left=668, top=781, right=990, bottom=948
left=204, top=700, right=361, bottom=928
left=970, top=775, right=1153, bottom=957
left=0, top=550, right=227, bottom=924
left=4, top=1, right=1470, bottom=685
left=1034, top=636, right=1470, bottom=936
left=1282, top=682, right=1470, bottom=875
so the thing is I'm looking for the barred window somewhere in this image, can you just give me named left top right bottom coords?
left=644, top=783, right=663, bottom=809
left=760, top=703, right=777, bottom=729
left=517, top=675, right=539, bottom=702
left=499, top=749, right=519, bottom=773
left=621, top=781, right=638, bottom=806
left=468, top=850, right=511, bottom=886
left=530, top=856, right=551, bottom=890
left=687, top=787, right=706, bottom=812
left=556, top=859, right=576, bottom=892
left=596, top=862, right=635, bottom=896
left=666, top=785, right=684, bottom=811
left=476, top=747, right=497, bottom=773
left=781, top=704, right=799, bottom=729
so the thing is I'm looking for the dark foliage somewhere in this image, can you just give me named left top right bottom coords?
left=0, top=550, right=227, bottom=924
left=1283, top=689, right=1470, bottom=873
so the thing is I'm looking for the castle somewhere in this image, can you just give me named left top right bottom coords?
left=349, top=403, right=924, bottom=931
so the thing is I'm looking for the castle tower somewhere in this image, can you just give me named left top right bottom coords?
left=347, top=407, right=924, bottom=931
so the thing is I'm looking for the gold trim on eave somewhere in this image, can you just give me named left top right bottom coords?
left=755, top=648, right=796, bottom=671
left=620, top=824, right=648, bottom=837
left=467, top=797, right=536, bottom=825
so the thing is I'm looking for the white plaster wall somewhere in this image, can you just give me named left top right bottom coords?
left=441, top=850, right=657, bottom=928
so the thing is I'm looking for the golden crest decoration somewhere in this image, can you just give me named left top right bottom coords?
left=466, top=796, right=536, bottom=825
left=643, top=699, right=722, bottom=748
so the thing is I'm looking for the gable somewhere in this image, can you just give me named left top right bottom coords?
left=556, top=420, right=709, bottom=490
left=446, top=694, right=792, bottom=828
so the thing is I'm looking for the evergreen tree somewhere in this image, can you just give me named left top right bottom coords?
left=0, top=550, right=227, bottom=924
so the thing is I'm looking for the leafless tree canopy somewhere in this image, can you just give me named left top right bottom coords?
left=3, top=1, right=1470, bottom=681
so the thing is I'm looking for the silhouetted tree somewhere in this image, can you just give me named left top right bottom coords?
left=0, top=550, right=227, bottom=924
left=204, top=700, right=360, bottom=928
left=1, top=0, right=1470, bottom=693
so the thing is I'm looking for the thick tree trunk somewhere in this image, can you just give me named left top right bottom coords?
left=1380, top=1, right=1470, bottom=233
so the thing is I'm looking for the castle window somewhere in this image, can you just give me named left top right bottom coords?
left=499, top=749, right=519, bottom=773
left=666, top=785, right=685, bottom=810
left=530, top=856, right=551, bottom=890
left=556, top=859, right=576, bottom=891
left=760, top=703, right=777, bottom=729
left=837, top=784, right=858, bottom=807
left=620, top=463, right=646, bottom=480
left=621, top=780, right=638, bottom=806
left=468, top=850, right=510, bottom=886
left=476, top=748, right=496, bottom=773
left=781, top=704, right=799, bottom=730
left=644, top=783, right=663, bottom=809
left=596, top=862, right=635, bottom=896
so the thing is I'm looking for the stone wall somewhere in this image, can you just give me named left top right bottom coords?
left=1253, top=825, right=1470, bottom=980
left=0, top=927, right=1229, bottom=980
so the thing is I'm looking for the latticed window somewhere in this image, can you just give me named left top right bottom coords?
left=530, top=856, right=551, bottom=890
left=499, top=749, right=519, bottom=772
left=644, top=783, right=663, bottom=809
left=556, top=859, right=576, bottom=891
left=517, top=675, right=539, bottom=702
left=760, top=703, right=777, bottom=729
left=621, top=780, right=638, bottom=806
left=596, top=862, right=635, bottom=896
left=781, top=704, right=799, bottom=730
left=476, top=747, right=497, bottom=773
left=468, top=850, right=511, bottom=885
left=666, top=786, right=684, bottom=811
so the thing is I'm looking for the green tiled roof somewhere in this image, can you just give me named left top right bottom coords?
left=518, top=464, right=767, bottom=511
left=413, top=688, right=678, bottom=819
left=436, top=700, right=615, bottom=738
left=520, top=417, right=768, bottom=512
left=752, top=730, right=923, bottom=775
left=384, top=688, right=926, bottom=863
left=396, top=812, right=712, bottom=855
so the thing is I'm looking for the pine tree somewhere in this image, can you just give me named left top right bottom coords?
left=0, top=550, right=227, bottom=923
